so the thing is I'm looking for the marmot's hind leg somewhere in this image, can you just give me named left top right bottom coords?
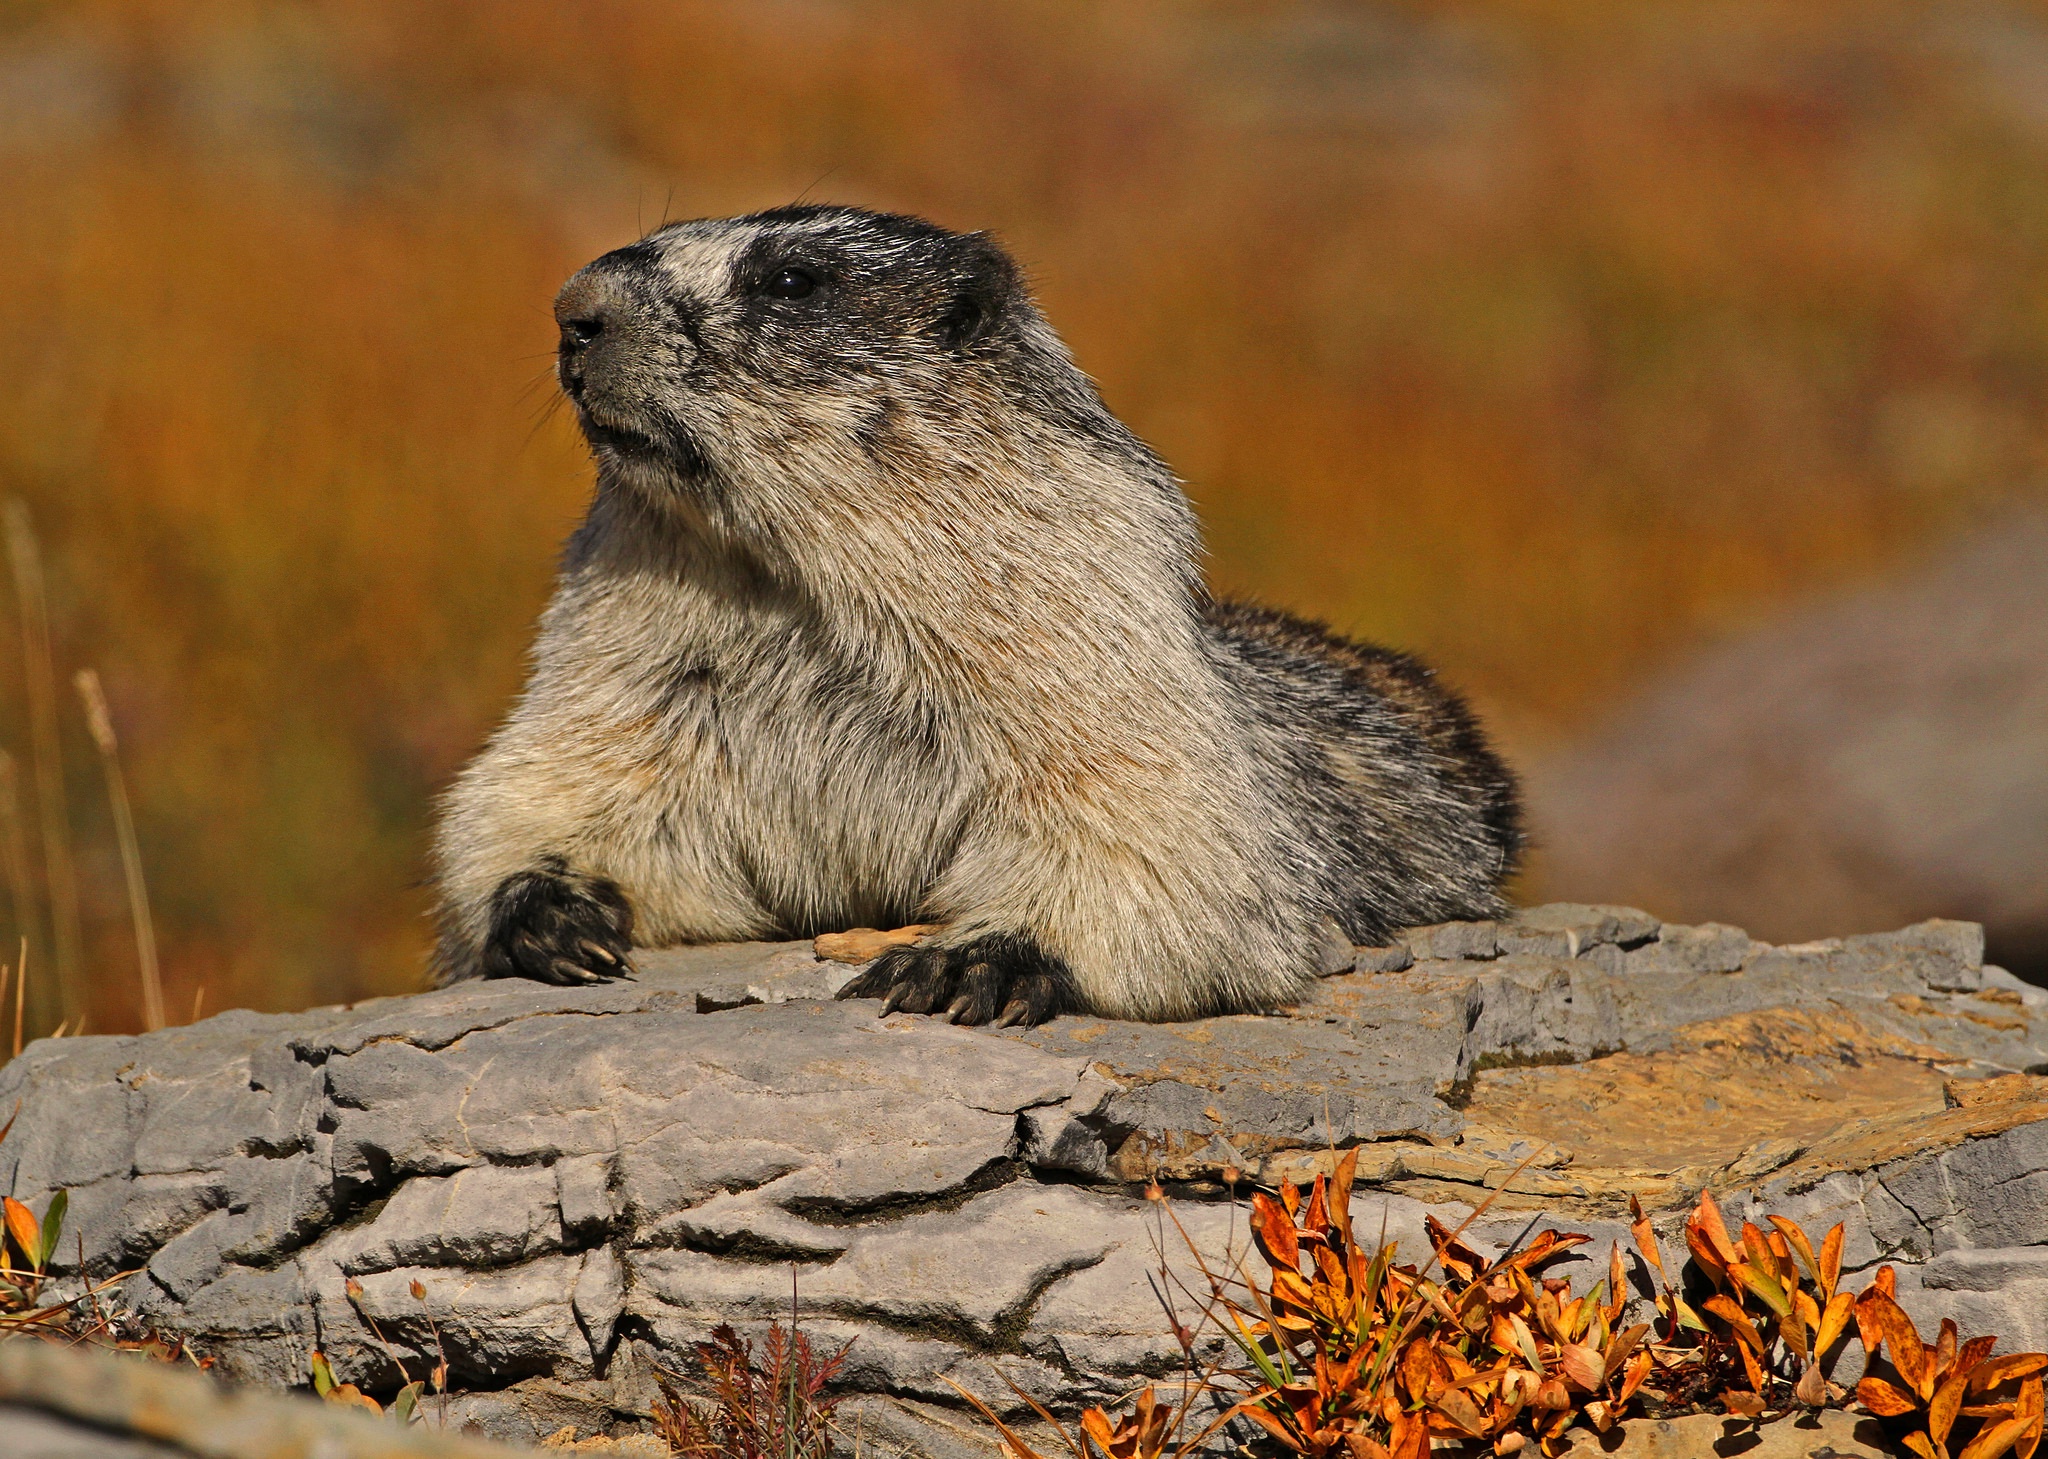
left=478, top=855, right=636, bottom=985
left=836, top=932, right=1073, bottom=1026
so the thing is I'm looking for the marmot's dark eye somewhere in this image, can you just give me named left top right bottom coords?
left=762, top=267, right=817, bottom=300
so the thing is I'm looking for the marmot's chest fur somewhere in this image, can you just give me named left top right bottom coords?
left=432, top=204, right=1521, bottom=1025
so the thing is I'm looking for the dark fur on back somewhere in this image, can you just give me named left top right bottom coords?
left=1203, top=599, right=1522, bottom=943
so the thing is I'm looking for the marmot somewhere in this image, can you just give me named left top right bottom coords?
left=431, top=205, right=1521, bottom=1025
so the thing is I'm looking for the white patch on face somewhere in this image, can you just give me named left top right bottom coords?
left=648, top=224, right=752, bottom=307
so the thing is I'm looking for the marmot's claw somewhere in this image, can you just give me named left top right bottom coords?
left=834, top=937, right=1071, bottom=1027
left=578, top=939, right=632, bottom=974
left=480, top=858, right=635, bottom=986
left=546, top=956, right=607, bottom=986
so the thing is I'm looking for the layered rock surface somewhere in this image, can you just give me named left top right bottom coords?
left=1, top=907, right=2045, bottom=1453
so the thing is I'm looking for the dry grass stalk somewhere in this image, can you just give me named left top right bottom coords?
left=0, top=752, right=35, bottom=982
left=3, top=502, right=81, bottom=1033
left=5, top=940, right=22, bottom=1058
left=75, top=669, right=162, bottom=1032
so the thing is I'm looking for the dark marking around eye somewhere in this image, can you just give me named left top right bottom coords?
left=762, top=267, right=817, bottom=300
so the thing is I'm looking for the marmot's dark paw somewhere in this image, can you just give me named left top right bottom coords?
left=835, top=933, right=1071, bottom=1027
left=481, top=858, right=635, bottom=985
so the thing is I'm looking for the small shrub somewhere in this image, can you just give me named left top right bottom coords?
left=653, top=1322, right=851, bottom=1459
left=959, top=1153, right=2048, bottom=1459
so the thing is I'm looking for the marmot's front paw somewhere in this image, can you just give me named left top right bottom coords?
left=835, top=933, right=1071, bottom=1027
left=481, top=857, right=635, bottom=985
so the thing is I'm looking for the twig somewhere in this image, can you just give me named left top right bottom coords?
left=75, top=669, right=162, bottom=1032
left=4, top=501, right=82, bottom=1033
left=12, top=939, right=23, bottom=1058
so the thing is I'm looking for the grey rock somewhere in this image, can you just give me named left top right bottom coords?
left=554, top=1152, right=616, bottom=1239
left=330, top=1163, right=564, bottom=1273
left=1349, top=942, right=1414, bottom=973
left=1460, top=956, right=1623, bottom=1075
left=1398, top=919, right=1497, bottom=961
left=1623, top=921, right=1754, bottom=975
left=1497, top=902, right=1660, bottom=958
left=1919, top=1244, right=2048, bottom=1291
left=4, top=908, right=2047, bottom=1455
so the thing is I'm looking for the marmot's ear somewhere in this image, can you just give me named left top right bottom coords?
left=936, top=231, right=1021, bottom=351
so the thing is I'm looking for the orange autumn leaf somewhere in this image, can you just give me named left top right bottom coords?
left=1766, top=1215, right=1822, bottom=1292
left=1957, top=1336, right=2000, bottom=1382
left=1628, top=1194, right=1664, bottom=1281
left=1, top=1197, right=37, bottom=1262
left=1703, top=1294, right=1765, bottom=1354
left=1691, top=1191, right=1742, bottom=1268
left=1820, top=1223, right=1845, bottom=1297
left=1933, top=1366, right=1973, bottom=1447
left=1936, top=1319, right=1961, bottom=1382
left=1815, top=1291, right=1856, bottom=1359
left=2017, top=1375, right=2043, bottom=1459
left=1558, top=1343, right=1605, bottom=1393
left=1252, top=1192, right=1302, bottom=1272
left=1960, top=1416, right=2032, bottom=1459
left=1722, top=1389, right=1766, bottom=1418
left=1858, top=1377, right=1922, bottom=1418
left=1328, top=1148, right=1357, bottom=1240
left=1429, top=1387, right=1486, bottom=1438
left=1302, top=1175, right=1331, bottom=1242
left=1973, top=1356, right=2048, bottom=1396
left=1618, top=1350, right=1655, bottom=1407
left=1858, top=1288, right=1930, bottom=1396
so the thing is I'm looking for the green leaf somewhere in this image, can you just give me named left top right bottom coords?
left=392, top=1380, right=423, bottom=1425
left=309, top=1350, right=336, bottom=1398
left=1732, top=1261, right=1793, bottom=1319
left=1230, top=1312, right=1292, bottom=1392
left=36, top=1191, right=65, bottom=1270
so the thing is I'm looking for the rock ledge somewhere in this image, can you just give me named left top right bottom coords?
left=1, top=907, right=2044, bottom=1451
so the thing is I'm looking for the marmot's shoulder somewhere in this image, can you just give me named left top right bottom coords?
left=1203, top=597, right=1522, bottom=852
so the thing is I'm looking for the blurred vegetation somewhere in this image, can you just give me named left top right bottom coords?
left=2, top=0, right=2046, bottom=1032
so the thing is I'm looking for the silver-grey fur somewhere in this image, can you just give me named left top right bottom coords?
left=431, top=205, right=1520, bottom=1024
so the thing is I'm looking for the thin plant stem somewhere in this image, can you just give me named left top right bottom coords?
left=75, top=669, right=162, bottom=1032
left=0, top=753, right=35, bottom=982
left=12, top=939, right=23, bottom=1058
left=4, top=502, right=82, bottom=1033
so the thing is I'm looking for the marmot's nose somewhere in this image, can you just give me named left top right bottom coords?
left=553, top=269, right=629, bottom=394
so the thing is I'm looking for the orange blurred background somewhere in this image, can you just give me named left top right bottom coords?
left=4, top=0, right=2045, bottom=1034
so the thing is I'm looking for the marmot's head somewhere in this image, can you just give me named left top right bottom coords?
left=554, top=206, right=1144, bottom=527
